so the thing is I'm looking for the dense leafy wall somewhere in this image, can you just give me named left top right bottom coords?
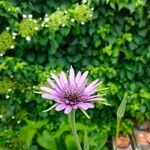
left=0, top=0, right=150, bottom=149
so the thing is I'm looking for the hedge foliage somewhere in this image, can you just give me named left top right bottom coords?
left=0, top=0, right=150, bottom=149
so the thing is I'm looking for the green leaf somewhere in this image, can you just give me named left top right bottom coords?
left=117, top=93, right=128, bottom=119
left=19, top=125, right=37, bottom=148
left=19, top=119, right=48, bottom=148
left=60, top=27, right=70, bottom=36
left=37, top=54, right=46, bottom=64
left=89, top=132, right=108, bottom=149
left=65, top=134, right=78, bottom=150
left=26, top=52, right=35, bottom=62
left=37, top=130, right=57, bottom=150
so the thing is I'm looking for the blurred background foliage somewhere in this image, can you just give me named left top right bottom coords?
left=0, top=0, right=150, bottom=149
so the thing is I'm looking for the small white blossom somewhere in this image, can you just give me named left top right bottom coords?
left=0, top=115, right=3, bottom=119
left=64, top=10, right=67, bottom=14
left=28, top=14, right=33, bottom=19
left=45, top=13, right=48, bottom=17
left=41, top=23, right=45, bottom=27
left=17, top=120, right=21, bottom=124
left=44, top=24, right=48, bottom=27
left=6, top=27, right=10, bottom=30
left=23, top=14, right=27, bottom=18
left=82, top=0, right=87, bottom=4
left=8, top=88, right=12, bottom=92
left=62, top=24, right=65, bottom=27
left=26, top=36, right=31, bottom=41
left=33, top=20, right=37, bottom=23
left=12, top=116, right=15, bottom=119
left=6, top=95, right=9, bottom=99
left=10, top=45, right=15, bottom=49
left=32, top=85, right=36, bottom=89
left=12, top=36, right=16, bottom=39
left=57, top=7, right=60, bottom=10
left=0, top=53, right=4, bottom=57
left=12, top=32, right=17, bottom=36
left=34, top=27, right=39, bottom=30
left=91, top=7, right=94, bottom=11
left=71, top=18, right=75, bottom=22
left=81, top=22, right=85, bottom=25
left=44, top=17, right=49, bottom=22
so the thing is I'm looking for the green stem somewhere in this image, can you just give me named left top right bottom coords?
left=69, top=110, right=82, bottom=150
left=116, top=117, right=121, bottom=141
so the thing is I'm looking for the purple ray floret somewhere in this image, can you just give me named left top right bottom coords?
left=40, top=66, right=104, bottom=114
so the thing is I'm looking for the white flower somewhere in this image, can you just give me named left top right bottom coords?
left=12, top=32, right=17, bottom=36
left=12, top=36, right=16, bottom=39
left=71, top=18, right=75, bottom=22
left=23, top=14, right=27, bottom=18
left=82, top=0, right=87, bottom=4
left=44, top=24, right=48, bottom=27
left=45, top=13, right=48, bottom=17
left=10, top=45, right=15, bottom=49
left=8, top=88, right=12, bottom=92
left=26, top=36, right=31, bottom=41
left=91, top=7, right=94, bottom=11
left=12, top=116, right=15, bottom=119
left=0, top=115, right=3, bottom=119
left=41, top=23, right=45, bottom=27
left=81, top=22, right=85, bottom=25
left=64, top=10, right=67, bottom=14
left=57, top=7, right=60, bottom=10
left=28, top=14, right=33, bottom=19
left=33, top=20, right=37, bottom=23
left=6, top=95, right=9, bottom=99
left=44, top=17, right=49, bottom=22
left=62, top=24, right=65, bottom=27
left=17, top=120, right=21, bottom=124
left=34, top=27, right=39, bottom=30
left=6, top=27, right=10, bottom=30
left=0, top=53, right=3, bottom=57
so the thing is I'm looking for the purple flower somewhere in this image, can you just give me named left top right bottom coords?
left=40, top=67, right=104, bottom=114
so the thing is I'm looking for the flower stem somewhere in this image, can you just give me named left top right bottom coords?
left=69, top=110, right=82, bottom=150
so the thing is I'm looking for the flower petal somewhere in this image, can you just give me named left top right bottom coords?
left=78, top=103, right=88, bottom=110
left=78, top=71, right=88, bottom=90
left=40, top=86, right=56, bottom=95
left=42, top=93, right=62, bottom=103
left=55, top=104, right=67, bottom=111
left=59, top=71, right=68, bottom=87
left=87, top=98, right=106, bottom=101
left=86, top=87, right=98, bottom=95
left=69, top=66, right=75, bottom=86
left=75, top=71, right=81, bottom=83
left=47, top=78, right=58, bottom=89
left=64, top=106, right=72, bottom=114
left=85, top=79, right=99, bottom=93
left=51, top=72, right=62, bottom=88
left=84, top=103, right=94, bottom=108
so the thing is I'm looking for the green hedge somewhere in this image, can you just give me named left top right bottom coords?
left=0, top=0, right=150, bottom=149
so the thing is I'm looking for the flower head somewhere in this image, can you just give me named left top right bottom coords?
left=40, top=67, right=104, bottom=114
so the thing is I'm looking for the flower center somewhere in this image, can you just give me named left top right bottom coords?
left=67, top=93, right=79, bottom=102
